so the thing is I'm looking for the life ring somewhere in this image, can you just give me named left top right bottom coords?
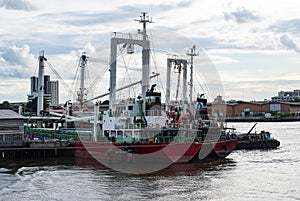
left=149, top=123, right=153, bottom=128
left=124, top=111, right=129, bottom=116
left=147, top=98, right=152, bottom=105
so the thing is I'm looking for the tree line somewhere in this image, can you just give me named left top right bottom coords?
left=0, top=98, right=49, bottom=115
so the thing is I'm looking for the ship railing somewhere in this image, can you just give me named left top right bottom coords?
left=168, top=122, right=194, bottom=129
left=124, top=122, right=195, bottom=129
left=105, top=127, right=201, bottom=143
left=126, top=123, right=135, bottom=129
left=201, top=133, right=227, bottom=141
left=105, top=128, right=161, bottom=143
left=155, top=135, right=196, bottom=143
left=25, top=126, right=94, bottom=141
left=113, top=32, right=144, bottom=41
left=120, top=123, right=148, bottom=129
left=146, top=110, right=162, bottom=116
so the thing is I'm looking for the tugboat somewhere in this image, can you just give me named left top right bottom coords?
left=70, top=12, right=237, bottom=171
left=235, top=123, right=280, bottom=150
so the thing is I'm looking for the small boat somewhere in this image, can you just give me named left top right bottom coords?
left=235, top=123, right=280, bottom=150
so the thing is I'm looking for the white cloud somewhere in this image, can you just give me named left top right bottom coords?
left=1, top=44, right=35, bottom=67
left=1, top=0, right=300, bottom=102
left=0, top=44, right=36, bottom=78
left=208, top=54, right=239, bottom=64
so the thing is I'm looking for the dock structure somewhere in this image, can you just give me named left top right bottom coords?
left=0, top=146, right=77, bottom=171
left=0, top=145, right=76, bottom=161
left=0, top=109, right=80, bottom=164
left=0, top=110, right=24, bottom=147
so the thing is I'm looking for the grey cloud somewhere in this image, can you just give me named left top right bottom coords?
left=224, top=7, right=261, bottom=23
left=39, top=10, right=134, bottom=27
left=0, top=0, right=36, bottom=11
left=270, top=19, right=300, bottom=34
left=0, top=65, right=33, bottom=78
left=54, top=1, right=192, bottom=27
left=119, top=0, right=192, bottom=13
left=280, top=34, right=300, bottom=52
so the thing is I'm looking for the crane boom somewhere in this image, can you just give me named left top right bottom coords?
left=83, top=73, right=160, bottom=103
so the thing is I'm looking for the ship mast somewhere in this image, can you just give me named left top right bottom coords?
left=77, top=52, right=88, bottom=109
left=37, top=51, right=47, bottom=123
left=137, top=12, right=152, bottom=114
left=187, top=45, right=198, bottom=103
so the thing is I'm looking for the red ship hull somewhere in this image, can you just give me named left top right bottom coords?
left=192, top=139, right=238, bottom=162
left=73, top=139, right=237, bottom=167
left=74, top=141, right=202, bottom=165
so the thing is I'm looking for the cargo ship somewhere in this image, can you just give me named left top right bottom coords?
left=70, top=12, right=237, bottom=170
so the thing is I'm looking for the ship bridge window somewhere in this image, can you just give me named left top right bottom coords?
left=117, top=131, right=123, bottom=136
left=155, top=97, right=161, bottom=103
left=110, top=131, right=116, bottom=137
left=117, top=106, right=126, bottom=111
left=128, top=106, right=133, bottom=110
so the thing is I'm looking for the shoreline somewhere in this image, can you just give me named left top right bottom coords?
left=225, top=117, right=300, bottom=122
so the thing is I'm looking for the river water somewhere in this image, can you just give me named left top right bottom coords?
left=0, top=122, right=299, bottom=201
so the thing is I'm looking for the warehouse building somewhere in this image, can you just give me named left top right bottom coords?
left=213, top=101, right=300, bottom=117
left=0, top=110, right=24, bottom=147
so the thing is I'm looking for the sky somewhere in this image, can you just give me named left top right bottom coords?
left=1, top=0, right=300, bottom=103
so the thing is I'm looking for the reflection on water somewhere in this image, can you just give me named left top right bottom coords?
left=1, top=122, right=300, bottom=201
left=0, top=159, right=236, bottom=201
